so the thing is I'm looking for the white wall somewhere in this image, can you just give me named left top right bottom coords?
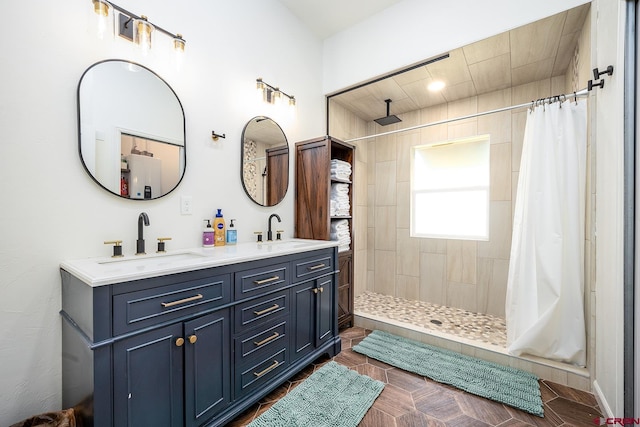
left=322, top=0, right=591, bottom=94
left=592, top=0, right=627, bottom=417
left=0, top=0, right=324, bottom=424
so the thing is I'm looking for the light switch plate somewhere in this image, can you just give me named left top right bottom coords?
left=181, top=196, right=193, bottom=215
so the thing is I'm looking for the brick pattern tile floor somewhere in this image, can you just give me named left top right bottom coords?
left=228, top=327, right=603, bottom=427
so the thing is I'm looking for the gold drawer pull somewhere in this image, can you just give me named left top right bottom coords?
left=254, top=360, right=279, bottom=377
left=254, top=304, right=280, bottom=316
left=254, top=276, right=280, bottom=285
left=175, top=337, right=185, bottom=347
left=161, top=293, right=203, bottom=308
left=254, top=332, right=280, bottom=347
left=312, top=288, right=319, bottom=294
left=307, top=263, right=326, bottom=270
left=319, top=287, right=324, bottom=293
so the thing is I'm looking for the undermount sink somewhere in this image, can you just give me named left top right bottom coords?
left=259, top=240, right=314, bottom=251
left=98, top=251, right=206, bottom=266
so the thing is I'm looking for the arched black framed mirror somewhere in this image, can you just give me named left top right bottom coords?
left=77, top=60, right=186, bottom=199
left=241, top=116, right=289, bottom=206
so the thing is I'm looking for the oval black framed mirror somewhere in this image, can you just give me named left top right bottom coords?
left=77, top=60, right=186, bottom=200
left=241, top=116, right=289, bottom=206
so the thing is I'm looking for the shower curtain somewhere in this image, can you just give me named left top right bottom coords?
left=505, top=98, right=587, bottom=366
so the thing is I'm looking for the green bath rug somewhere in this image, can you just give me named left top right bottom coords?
left=247, top=361, right=384, bottom=427
left=352, top=330, right=543, bottom=417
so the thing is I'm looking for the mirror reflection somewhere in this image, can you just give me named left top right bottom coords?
left=241, top=116, right=289, bottom=206
left=78, top=60, right=186, bottom=199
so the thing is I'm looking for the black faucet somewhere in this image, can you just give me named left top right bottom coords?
left=136, top=212, right=150, bottom=255
left=267, top=213, right=281, bottom=241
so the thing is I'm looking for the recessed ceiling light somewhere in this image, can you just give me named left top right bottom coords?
left=428, top=81, right=446, bottom=92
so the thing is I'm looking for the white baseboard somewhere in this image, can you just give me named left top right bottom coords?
left=593, top=380, right=614, bottom=418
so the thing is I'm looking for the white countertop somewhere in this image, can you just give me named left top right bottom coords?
left=61, top=239, right=339, bottom=287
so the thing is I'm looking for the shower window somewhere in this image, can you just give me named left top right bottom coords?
left=410, top=135, right=490, bottom=240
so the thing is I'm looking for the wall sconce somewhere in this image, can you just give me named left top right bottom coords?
left=256, top=78, right=296, bottom=108
left=91, top=0, right=186, bottom=56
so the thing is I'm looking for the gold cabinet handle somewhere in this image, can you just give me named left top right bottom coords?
left=254, top=304, right=280, bottom=316
left=308, top=263, right=326, bottom=270
left=319, top=287, right=324, bottom=293
left=254, top=332, right=279, bottom=347
left=254, top=360, right=279, bottom=377
left=312, top=288, right=319, bottom=294
left=161, top=293, right=203, bottom=308
left=253, top=276, right=280, bottom=285
left=188, top=335, right=197, bottom=344
left=175, top=337, right=185, bottom=347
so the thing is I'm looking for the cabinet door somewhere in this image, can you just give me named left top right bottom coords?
left=295, top=139, right=330, bottom=240
left=337, top=253, right=353, bottom=328
left=184, top=309, right=231, bottom=427
left=291, top=275, right=335, bottom=363
left=113, top=323, right=184, bottom=427
left=316, top=276, right=334, bottom=346
left=291, top=281, right=315, bottom=362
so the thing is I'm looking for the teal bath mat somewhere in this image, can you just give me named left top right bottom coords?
left=248, top=361, right=384, bottom=427
left=353, top=330, right=543, bottom=417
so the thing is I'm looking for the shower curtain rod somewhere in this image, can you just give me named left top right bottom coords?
left=344, top=87, right=589, bottom=143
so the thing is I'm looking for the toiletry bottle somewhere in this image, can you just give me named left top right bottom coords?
left=227, top=219, right=237, bottom=245
left=213, top=209, right=226, bottom=246
left=203, top=220, right=214, bottom=247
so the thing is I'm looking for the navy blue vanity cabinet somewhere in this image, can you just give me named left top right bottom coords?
left=61, top=245, right=341, bottom=427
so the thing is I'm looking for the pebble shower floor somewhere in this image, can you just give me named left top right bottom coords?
left=354, top=291, right=507, bottom=348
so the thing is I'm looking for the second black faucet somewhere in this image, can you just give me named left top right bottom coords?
left=267, top=213, right=281, bottom=241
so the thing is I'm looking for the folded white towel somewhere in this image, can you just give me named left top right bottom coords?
left=331, top=219, right=349, bottom=233
left=331, top=159, right=351, bottom=167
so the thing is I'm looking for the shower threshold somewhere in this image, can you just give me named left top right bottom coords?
left=354, top=291, right=590, bottom=391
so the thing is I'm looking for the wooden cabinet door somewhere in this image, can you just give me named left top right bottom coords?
left=184, top=310, right=231, bottom=427
left=337, top=253, right=354, bottom=328
left=295, top=139, right=330, bottom=240
left=113, top=323, right=184, bottom=427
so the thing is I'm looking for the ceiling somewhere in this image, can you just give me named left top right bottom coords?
left=276, top=0, right=403, bottom=40
left=327, top=4, right=590, bottom=123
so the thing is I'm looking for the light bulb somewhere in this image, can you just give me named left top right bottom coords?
left=135, top=16, right=154, bottom=55
left=93, top=0, right=110, bottom=39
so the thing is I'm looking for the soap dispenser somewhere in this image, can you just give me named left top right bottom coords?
left=213, top=209, right=226, bottom=246
left=226, top=219, right=237, bottom=245
left=203, top=220, right=214, bottom=247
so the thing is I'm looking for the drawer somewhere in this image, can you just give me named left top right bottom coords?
left=235, top=320, right=287, bottom=365
left=234, top=291, right=289, bottom=331
left=234, top=262, right=289, bottom=300
left=113, top=274, right=231, bottom=335
left=235, top=347, right=287, bottom=398
left=293, top=251, right=334, bottom=281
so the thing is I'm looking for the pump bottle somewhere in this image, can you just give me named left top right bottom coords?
left=227, top=219, right=237, bottom=245
left=213, top=209, right=226, bottom=246
left=203, top=220, right=214, bottom=247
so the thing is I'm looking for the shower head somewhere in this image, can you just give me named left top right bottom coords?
left=374, top=99, right=402, bottom=126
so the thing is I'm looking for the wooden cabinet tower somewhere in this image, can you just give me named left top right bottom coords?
left=294, top=136, right=354, bottom=329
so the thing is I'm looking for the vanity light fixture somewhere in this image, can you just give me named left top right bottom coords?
left=91, top=0, right=186, bottom=54
left=256, top=78, right=296, bottom=109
